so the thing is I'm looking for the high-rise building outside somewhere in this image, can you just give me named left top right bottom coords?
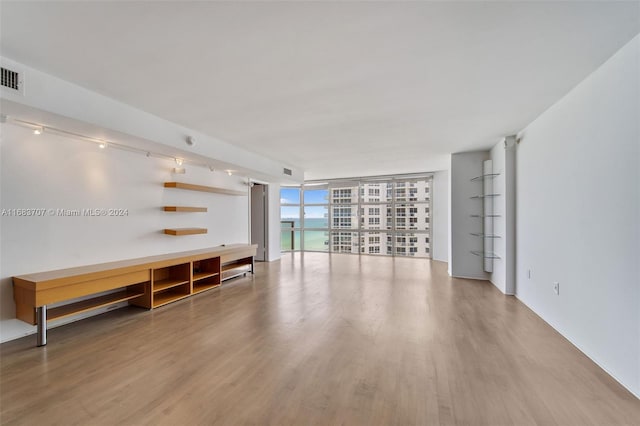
left=281, top=177, right=431, bottom=258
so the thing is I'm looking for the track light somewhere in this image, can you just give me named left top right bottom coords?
left=5, top=116, right=242, bottom=174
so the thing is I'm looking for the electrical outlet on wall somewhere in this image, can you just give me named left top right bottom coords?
left=553, top=282, right=560, bottom=295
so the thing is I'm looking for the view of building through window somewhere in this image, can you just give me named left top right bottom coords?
left=281, top=176, right=432, bottom=258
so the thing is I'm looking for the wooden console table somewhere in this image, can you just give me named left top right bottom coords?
left=13, top=244, right=257, bottom=347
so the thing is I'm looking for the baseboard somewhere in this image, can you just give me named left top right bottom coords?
left=451, top=274, right=488, bottom=280
left=514, top=294, right=640, bottom=400
left=488, top=278, right=515, bottom=296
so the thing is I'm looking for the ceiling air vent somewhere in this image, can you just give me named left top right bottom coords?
left=283, top=167, right=292, bottom=176
left=1, top=67, right=24, bottom=94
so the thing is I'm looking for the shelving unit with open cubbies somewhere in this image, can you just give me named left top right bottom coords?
left=151, top=263, right=191, bottom=308
left=192, top=257, right=221, bottom=294
left=14, top=244, right=257, bottom=347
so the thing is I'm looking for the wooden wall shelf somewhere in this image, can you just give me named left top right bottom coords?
left=164, top=182, right=246, bottom=196
left=163, top=182, right=241, bottom=236
left=163, top=206, right=208, bottom=212
left=164, top=228, right=208, bottom=236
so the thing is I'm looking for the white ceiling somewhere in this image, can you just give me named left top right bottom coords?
left=1, top=1, right=639, bottom=179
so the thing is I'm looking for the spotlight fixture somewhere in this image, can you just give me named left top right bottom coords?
left=3, top=118, right=238, bottom=173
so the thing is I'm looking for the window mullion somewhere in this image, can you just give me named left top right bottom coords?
left=391, top=179, right=396, bottom=256
left=357, top=180, right=362, bottom=254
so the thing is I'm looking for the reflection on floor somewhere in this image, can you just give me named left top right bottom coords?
left=1, top=253, right=639, bottom=425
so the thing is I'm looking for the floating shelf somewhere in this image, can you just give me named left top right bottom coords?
left=470, top=233, right=501, bottom=238
left=163, top=206, right=208, bottom=212
left=164, top=228, right=208, bottom=236
left=48, top=289, right=145, bottom=321
left=470, top=194, right=500, bottom=199
left=470, top=250, right=501, bottom=259
left=470, top=173, right=500, bottom=182
left=164, top=182, right=246, bottom=196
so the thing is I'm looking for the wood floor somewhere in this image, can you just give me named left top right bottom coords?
left=1, top=253, right=639, bottom=426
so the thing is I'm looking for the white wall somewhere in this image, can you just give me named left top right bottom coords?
left=267, top=183, right=281, bottom=262
left=515, top=35, right=639, bottom=396
left=449, top=151, right=490, bottom=279
left=431, top=170, right=449, bottom=263
left=0, top=123, right=249, bottom=342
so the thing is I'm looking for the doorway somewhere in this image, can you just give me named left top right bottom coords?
left=250, top=182, right=268, bottom=261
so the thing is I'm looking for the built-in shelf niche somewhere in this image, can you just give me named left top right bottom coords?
left=470, top=161, right=501, bottom=272
left=470, top=194, right=500, bottom=199
left=470, top=250, right=501, bottom=259
left=470, top=173, right=500, bottom=181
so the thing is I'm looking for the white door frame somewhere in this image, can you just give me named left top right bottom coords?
left=249, top=179, right=269, bottom=261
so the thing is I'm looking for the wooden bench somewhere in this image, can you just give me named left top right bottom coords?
left=13, top=244, right=257, bottom=346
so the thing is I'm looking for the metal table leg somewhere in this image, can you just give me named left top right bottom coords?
left=251, top=257, right=255, bottom=274
left=36, top=306, right=47, bottom=346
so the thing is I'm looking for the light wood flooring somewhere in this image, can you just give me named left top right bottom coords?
left=1, top=253, right=639, bottom=425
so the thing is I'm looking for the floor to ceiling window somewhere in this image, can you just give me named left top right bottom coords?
left=302, top=184, right=329, bottom=252
left=280, top=187, right=301, bottom=251
left=281, top=174, right=432, bottom=258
